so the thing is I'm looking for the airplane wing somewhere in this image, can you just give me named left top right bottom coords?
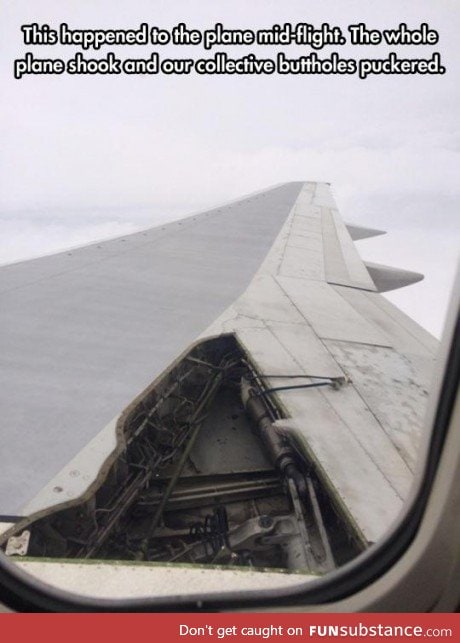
left=196, top=182, right=436, bottom=544
left=0, top=182, right=438, bottom=590
left=0, top=182, right=302, bottom=515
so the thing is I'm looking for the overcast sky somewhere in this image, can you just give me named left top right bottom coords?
left=1, top=0, right=459, bottom=337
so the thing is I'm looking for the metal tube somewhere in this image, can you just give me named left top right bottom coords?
left=306, top=476, right=336, bottom=572
left=139, top=371, right=223, bottom=557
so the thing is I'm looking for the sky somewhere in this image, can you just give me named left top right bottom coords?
left=1, top=0, right=459, bottom=337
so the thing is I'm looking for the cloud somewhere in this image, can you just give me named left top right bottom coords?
left=1, top=0, right=459, bottom=336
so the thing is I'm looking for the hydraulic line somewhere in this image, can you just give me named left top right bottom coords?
left=256, top=381, right=332, bottom=397
left=241, top=378, right=296, bottom=476
left=240, top=376, right=337, bottom=573
left=250, top=373, right=337, bottom=381
left=130, top=367, right=194, bottom=441
left=139, top=370, right=224, bottom=557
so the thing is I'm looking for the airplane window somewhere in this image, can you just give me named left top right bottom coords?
left=0, top=180, right=458, bottom=610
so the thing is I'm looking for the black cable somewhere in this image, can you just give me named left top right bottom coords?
left=251, top=373, right=334, bottom=380
left=255, top=381, right=332, bottom=397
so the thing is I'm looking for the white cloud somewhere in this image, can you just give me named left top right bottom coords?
left=1, top=0, right=459, bottom=335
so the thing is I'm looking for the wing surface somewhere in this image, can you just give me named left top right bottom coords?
left=0, top=183, right=303, bottom=513
left=0, top=181, right=437, bottom=547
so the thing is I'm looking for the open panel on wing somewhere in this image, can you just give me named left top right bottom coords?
left=0, top=182, right=437, bottom=595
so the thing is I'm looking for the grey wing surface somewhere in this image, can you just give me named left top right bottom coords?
left=0, top=183, right=302, bottom=514
left=0, top=181, right=437, bottom=551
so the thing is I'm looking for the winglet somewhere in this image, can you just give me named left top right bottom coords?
left=346, top=224, right=387, bottom=240
left=364, top=262, right=424, bottom=292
